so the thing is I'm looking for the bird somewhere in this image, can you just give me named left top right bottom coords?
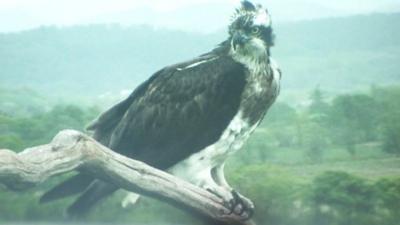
left=40, top=0, right=281, bottom=220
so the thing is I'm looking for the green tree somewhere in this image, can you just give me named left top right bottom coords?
left=372, top=86, right=400, bottom=155
left=0, top=104, right=99, bottom=151
left=304, top=87, right=330, bottom=162
left=303, top=121, right=328, bottom=163
left=311, top=171, right=378, bottom=225
left=0, top=135, right=24, bottom=150
left=309, top=87, right=330, bottom=120
left=381, top=114, right=400, bottom=155
left=374, top=178, right=400, bottom=225
left=263, top=102, right=298, bottom=148
left=264, top=102, right=298, bottom=124
left=229, top=165, right=307, bottom=225
left=328, top=94, right=379, bottom=156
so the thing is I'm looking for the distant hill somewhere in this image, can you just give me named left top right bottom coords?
left=0, top=25, right=221, bottom=96
left=0, top=13, right=399, bottom=101
left=274, top=13, right=400, bottom=94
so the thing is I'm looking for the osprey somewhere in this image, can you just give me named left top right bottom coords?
left=41, top=0, right=281, bottom=219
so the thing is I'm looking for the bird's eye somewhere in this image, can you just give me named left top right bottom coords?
left=251, top=27, right=260, bottom=34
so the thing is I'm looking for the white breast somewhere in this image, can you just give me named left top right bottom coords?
left=168, top=111, right=259, bottom=184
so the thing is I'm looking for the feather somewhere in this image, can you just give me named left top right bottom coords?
left=67, top=181, right=117, bottom=218
left=40, top=174, right=94, bottom=203
left=241, top=1, right=256, bottom=12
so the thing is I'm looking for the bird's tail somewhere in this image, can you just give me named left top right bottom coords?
left=67, top=180, right=118, bottom=218
left=40, top=173, right=94, bottom=203
left=40, top=174, right=117, bottom=218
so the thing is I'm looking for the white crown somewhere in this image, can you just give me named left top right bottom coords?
left=231, top=2, right=272, bottom=27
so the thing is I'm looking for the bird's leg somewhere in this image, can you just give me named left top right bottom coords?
left=197, top=171, right=234, bottom=203
left=170, top=161, right=254, bottom=219
left=211, top=163, right=230, bottom=188
left=210, top=163, right=255, bottom=220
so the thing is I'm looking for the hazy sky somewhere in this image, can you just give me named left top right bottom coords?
left=0, top=0, right=399, bottom=33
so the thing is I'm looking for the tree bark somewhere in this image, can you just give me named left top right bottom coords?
left=0, top=129, right=255, bottom=225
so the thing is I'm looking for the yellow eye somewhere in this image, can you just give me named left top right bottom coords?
left=251, top=27, right=260, bottom=34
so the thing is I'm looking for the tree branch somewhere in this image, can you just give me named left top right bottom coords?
left=0, top=130, right=255, bottom=225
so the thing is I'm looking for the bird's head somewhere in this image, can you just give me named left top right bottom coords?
left=228, top=1, right=274, bottom=62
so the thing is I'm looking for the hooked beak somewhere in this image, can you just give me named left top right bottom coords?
left=232, top=32, right=250, bottom=51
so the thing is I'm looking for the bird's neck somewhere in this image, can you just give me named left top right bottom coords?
left=211, top=41, right=271, bottom=76
left=230, top=48, right=270, bottom=76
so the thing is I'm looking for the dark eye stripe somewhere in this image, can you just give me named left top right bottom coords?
left=251, top=27, right=260, bottom=34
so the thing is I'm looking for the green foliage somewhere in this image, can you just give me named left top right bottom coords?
left=0, top=104, right=99, bottom=151
left=303, top=120, right=329, bottom=163
left=228, top=168, right=400, bottom=225
left=328, top=94, right=380, bottom=155
left=0, top=135, right=23, bottom=150
left=309, top=87, right=330, bottom=118
left=0, top=87, right=49, bottom=117
left=310, top=172, right=377, bottom=225
left=265, top=102, right=298, bottom=125
left=263, top=102, right=299, bottom=148
left=374, top=178, right=400, bottom=225
left=0, top=189, right=72, bottom=221
left=229, top=165, right=308, bottom=225
left=381, top=118, right=400, bottom=155
left=372, top=86, right=400, bottom=155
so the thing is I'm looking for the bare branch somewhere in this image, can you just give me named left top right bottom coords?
left=0, top=130, right=255, bottom=225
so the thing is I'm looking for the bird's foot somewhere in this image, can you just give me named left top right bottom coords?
left=226, top=190, right=254, bottom=220
left=205, top=186, right=254, bottom=220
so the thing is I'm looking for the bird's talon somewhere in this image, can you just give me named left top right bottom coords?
left=204, top=187, right=254, bottom=219
left=225, top=190, right=254, bottom=220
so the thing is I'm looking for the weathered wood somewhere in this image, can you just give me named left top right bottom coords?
left=0, top=129, right=255, bottom=225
